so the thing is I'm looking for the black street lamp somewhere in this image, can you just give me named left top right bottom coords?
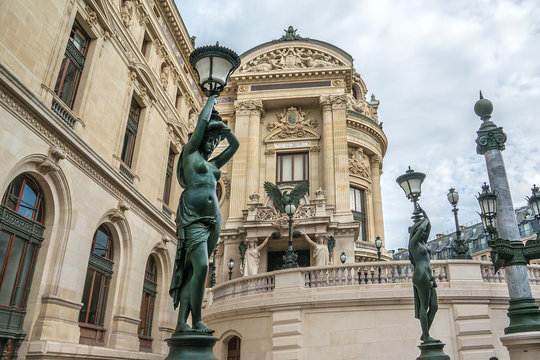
left=526, top=185, right=540, bottom=220
left=396, top=167, right=426, bottom=219
left=447, top=188, right=472, bottom=259
left=375, top=236, right=382, bottom=283
left=282, top=204, right=299, bottom=269
left=227, top=258, right=235, bottom=281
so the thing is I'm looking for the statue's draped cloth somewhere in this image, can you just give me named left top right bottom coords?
left=169, top=152, right=216, bottom=309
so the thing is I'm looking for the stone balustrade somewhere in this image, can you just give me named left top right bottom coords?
left=204, top=261, right=540, bottom=360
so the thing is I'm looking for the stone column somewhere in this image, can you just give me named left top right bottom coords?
left=330, top=95, right=352, bottom=220
left=370, top=155, right=385, bottom=245
left=226, top=100, right=254, bottom=226
left=245, top=100, right=264, bottom=199
left=319, top=96, right=335, bottom=206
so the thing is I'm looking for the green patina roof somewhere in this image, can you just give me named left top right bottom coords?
left=240, top=26, right=354, bottom=63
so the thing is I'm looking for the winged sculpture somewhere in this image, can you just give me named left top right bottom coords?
left=263, top=181, right=310, bottom=214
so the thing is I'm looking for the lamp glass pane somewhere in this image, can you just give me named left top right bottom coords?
left=375, top=237, right=382, bottom=249
left=211, top=57, right=233, bottom=85
left=480, top=215, right=488, bottom=231
left=488, top=197, right=497, bottom=215
left=194, top=57, right=211, bottom=84
left=399, top=181, right=412, bottom=198
left=447, top=191, right=459, bottom=204
left=530, top=199, right=540, bottom=217
left=408, top=178, right=422, bottom=196
left=285, top=204, right=296, bottom=215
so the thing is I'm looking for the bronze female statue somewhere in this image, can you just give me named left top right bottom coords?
left=408, top=204, right=439, bottom=343
left=169, top=95, right=239, bottom=334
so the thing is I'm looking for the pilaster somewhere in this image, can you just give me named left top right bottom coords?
left=319, top=96, right=336, bottom=207
left=370, top=155, right=385, bottom=244
left=227, top=100, right=254, bottom=226
left=245, top=100, right=264, bottom=198
left=330, top=95, right=351, bottom=221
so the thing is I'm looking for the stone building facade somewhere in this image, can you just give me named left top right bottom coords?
left=0, top=0, right=200, bottom=358
left=212, top=27, right=389, bottom=284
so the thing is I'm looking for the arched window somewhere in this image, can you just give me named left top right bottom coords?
left=0, top=174, right=45, bottom=358
left=138, top=256, right=157, bottom=352
left=79, top=225, right=114, bottom=346
left=227, top=336, right=241, bottom=360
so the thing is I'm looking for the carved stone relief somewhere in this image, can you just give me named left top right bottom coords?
left=240, top=46, right=345, bottom=73
left=37, top=146, right=66, bottom=175
left=266, top=107, right=318, bottom=140
left=120, top=0, right=134, bottom=28
left=348, top=147, right=371, bottom=182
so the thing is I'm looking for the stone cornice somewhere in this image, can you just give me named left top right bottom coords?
left=346, top=116, right=388, bottom=157
left=0, top=65, right=176, bottom=243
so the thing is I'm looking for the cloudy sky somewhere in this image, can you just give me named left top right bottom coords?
left=175, top=0, right=540, bottom=251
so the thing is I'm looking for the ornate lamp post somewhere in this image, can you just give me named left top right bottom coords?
left=282, top=204, right=299, bottom=269
left=446, top=188, right=472, bottom=259
left=227, top=258, right=235, bottom=281
left=526, top=185, right=540, bottom=220
left=340, top=252, right=347, bottom=264
left=375, top=236, right=382, bottom=283
left=473, top=94, right=540, bottom=355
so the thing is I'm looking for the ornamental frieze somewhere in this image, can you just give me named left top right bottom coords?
left=234, top=99, right=264, bottom=115
left=240, top=46, right=345, bottom=73
left=266, top=107, right=319, bottom=140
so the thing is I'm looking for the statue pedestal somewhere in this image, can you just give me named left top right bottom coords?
left=416, top=340, right=450, bottom=360
left=165, top=333, right=218, bottom=360
left=500, top=331, right=540, bottom=360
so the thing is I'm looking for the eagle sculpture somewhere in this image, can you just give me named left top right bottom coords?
left=263, top=181, right=310, bottom=214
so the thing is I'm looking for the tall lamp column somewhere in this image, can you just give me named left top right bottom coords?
left=474, top=94, right=540, bottom=341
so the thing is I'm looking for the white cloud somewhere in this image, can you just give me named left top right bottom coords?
left=176, top=0, right=540, bottom=250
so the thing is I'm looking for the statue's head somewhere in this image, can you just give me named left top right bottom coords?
left=248, top=239, right=257, bottom=249
left=200, top=118, right=227, bottom=156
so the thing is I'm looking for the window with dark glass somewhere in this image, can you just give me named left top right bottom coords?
left=79, top=225, right=114, bottom=346
left=121, top=98, right=141, bottom=168
left=141, top=33, right=150, bottom=57
left=53, top=21, right=89, bottom=109
left=0, top=174, right=45, bottom=358
left=227, top=336, right=241, bottom=360
left=350, top=186, right=367, bottom=242
left=139, top=256, right=157, bottom=352
left=276, top=153, right=308, bottom=184
left=163, top=148, right=175, bottom=205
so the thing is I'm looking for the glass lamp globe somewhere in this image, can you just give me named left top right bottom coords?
left=189, top=43, right=241, bottom=97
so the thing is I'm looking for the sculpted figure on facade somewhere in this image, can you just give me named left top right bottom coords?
left=120, top=0, right=134, bottom=28
left=169, top=95, right=239, bottom=334
left=267, top=107, right=318, bottom=139
left=301, top=232, right=329, bottom=266
left=408, top=205, right=440, bottom=343
left=243, top=235, right=272, bottom=276
left=348, top=147, right=371, bottom=181
left=240, top=46, right=344, bottom=73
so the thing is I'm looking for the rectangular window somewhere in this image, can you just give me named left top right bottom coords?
left=121, top=98, right=141, bottom=168
left=163, top=148, right=175, bottom=205
left=277, top=153, right=308, bottom=184
left=53, top=22, right=89, bottom=109
left=350, top=187, right=367, bottom=242
left=141, top=36, right=149, bottom=56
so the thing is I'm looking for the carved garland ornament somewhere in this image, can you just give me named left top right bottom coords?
left=240, top=46, right=345, bottom=73
left=267, top=107, right=317, bottom=139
